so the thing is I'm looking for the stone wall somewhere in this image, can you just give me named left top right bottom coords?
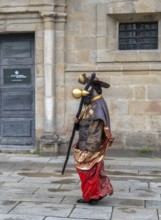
left=65, top=0, right=161, bottom=153
left=0, top=0, right=160, bottom=154
left=0, top=0, right=67, bottom=153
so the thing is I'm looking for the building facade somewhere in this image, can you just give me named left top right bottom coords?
left=0, top=0, right=161, bottom=154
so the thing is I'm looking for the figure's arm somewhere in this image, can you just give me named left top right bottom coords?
left=73, top=116, right=80, bottom=130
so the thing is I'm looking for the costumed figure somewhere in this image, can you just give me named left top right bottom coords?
left=72, top=73, right=114, bottom=205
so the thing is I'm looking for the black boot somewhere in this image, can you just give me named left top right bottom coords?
left=77, top=198, right=88, bottom=204
left=88, top=199, right=99, bottom=205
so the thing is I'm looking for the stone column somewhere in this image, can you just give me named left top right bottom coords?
left=39, top=14, right=58, bottom=156
left=43, top=15, right=56, bottom=134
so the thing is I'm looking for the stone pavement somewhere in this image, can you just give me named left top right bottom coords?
left=0, top=153, right=161, bottom=220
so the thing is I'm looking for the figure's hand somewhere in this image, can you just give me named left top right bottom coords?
left=73, top=116, right=79, bottom=123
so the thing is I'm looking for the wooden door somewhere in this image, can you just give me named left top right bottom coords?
left=0, top=33, right=35, bottom=146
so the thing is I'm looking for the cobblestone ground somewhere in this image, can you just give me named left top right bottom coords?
left=0, top=153, right=161, bottom=220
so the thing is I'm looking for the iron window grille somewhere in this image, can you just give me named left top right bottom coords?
left=119, top=22, right=158, bottom=50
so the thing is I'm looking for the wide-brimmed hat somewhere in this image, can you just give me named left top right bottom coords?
left=78, top=73, right=110, bottom=88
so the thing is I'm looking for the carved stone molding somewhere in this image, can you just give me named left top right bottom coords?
left=40, top=11, right=67, bottom=21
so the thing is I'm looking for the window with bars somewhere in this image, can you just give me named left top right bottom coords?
left=119, top=22, right=158, bottom=50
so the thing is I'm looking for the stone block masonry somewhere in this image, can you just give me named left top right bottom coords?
left=0, top=0, right=161, bottom=154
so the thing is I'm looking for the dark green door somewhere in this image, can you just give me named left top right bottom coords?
left=0, top=33, right=35, bottom=146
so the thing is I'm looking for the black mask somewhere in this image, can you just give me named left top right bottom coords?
left=83, top=90, right=93, bottom=105
left=93, top=84, right=102, bottom=95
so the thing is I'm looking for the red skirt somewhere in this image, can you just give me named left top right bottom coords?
left=76, top=161, right=113, bottom=202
